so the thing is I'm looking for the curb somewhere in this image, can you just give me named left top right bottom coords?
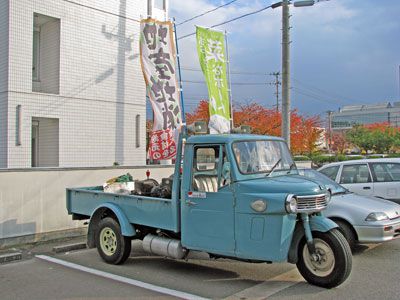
left=53, top=242, right=87, bottom=253
left=0, top=252, right=22, bottom=264
left=0, top=227, right=87, bottom=250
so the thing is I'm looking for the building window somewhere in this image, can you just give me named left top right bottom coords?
left=154, top=0, right=165, bottom=10
left=31, top=117, right=59, bottom=167
left=16, top=105, right=22, bottom=146
left=147, top=0, right=152, bottom=17
left=32, top=13, right=60, bottom=94
left=148, top=0, right=167, bottom=18
left=136, top=114, right=141, bottom=148
left=32, top=28, right=40, bottom=81
left=31, top=120, right=39, bottom=167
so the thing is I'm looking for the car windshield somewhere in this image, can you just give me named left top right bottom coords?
left=232, top=140, right=295, bottom=175
left=300, top=169, right=347, bottom=195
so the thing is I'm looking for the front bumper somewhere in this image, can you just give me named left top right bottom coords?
left=354, top=219, right=400, bottom=243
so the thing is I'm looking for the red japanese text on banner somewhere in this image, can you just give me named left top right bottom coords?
left=140, top=19, right=182, bottom=160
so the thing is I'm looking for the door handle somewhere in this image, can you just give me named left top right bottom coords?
left=363, top=186, right=371, bottom=190
left=186, top=200, right=197, bottom=206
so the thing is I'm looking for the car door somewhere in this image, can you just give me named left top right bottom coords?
left=181, top=144, right=235, bottom=255
left=339, top=163, right=374, bottom=196
left=369, top=162, right=400, bottom=201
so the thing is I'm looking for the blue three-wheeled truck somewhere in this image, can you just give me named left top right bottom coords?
left=67, top=130, right=352, bottom=288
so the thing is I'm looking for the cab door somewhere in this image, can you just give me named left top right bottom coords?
left=181, top=144, right=235, bottom=255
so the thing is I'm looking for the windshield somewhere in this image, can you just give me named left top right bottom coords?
left=232, top=140, right=294, bottom=175
left=300, top=169, right=347, bottom=195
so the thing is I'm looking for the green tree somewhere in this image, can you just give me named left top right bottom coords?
left=346, top=124, right=400, bottom=153
left=345, top=125, right=373, bottom=153
left=371, top=129, right=395, bottom=153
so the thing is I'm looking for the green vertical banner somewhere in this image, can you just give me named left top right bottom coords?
left=196, top=27, right=231, bottom=134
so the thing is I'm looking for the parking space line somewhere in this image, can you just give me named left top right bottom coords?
left=36, top=255, right=209, bottom=300
left=224, top=268, right=304, bottom=300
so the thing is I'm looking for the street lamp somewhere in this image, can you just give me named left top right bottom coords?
left=272, top=0, right=321, bottom=148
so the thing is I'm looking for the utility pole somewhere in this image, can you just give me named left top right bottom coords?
left=269, top=72, right=281, bottom=112
left=326, top=110, right=333, bottom=152
left=281, top=0, right=291, bottom=148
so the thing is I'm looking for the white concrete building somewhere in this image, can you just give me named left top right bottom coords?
left=0, top=0, right=168, bottom=168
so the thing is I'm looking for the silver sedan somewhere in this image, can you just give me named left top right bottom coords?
left=298, top=168, right=400, bottom=250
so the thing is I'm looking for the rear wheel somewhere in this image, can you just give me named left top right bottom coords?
left=95, top=217, right=131, bottom=265
left=296, top=229, right=352, bottom=288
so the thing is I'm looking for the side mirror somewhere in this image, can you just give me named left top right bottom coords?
left=222, top=162, right=231, bottom=181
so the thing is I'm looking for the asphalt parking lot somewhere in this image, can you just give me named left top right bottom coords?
left=1, top=237, right=400, bottom=300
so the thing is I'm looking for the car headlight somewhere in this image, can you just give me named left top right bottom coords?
left=365, top=212, right=389, bottom=221
left=325, top=189, right=331, bottom=203
left=285, top=194, right=297, bottom=214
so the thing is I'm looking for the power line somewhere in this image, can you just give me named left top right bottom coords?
left=60, top=0, right=140, bottom=23
left=292, top=87, right=344, bottom=105
left=293, top=85, right=354, bottom=106
left=292, top=77, right=358, bottom=104
left=293, top=86, right=341, bottom=104
left=178, top=4, right=273, bottom=40
left=176, top=0, right=239, bottom=26
left=182, top=80, right=266, bottom=86
left=181, top=66, right=269, bottom=76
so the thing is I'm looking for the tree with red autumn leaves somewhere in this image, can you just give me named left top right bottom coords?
left=186, top=100, right=210, bottom=124
left=186, top=101, right=323, bottom=155
left=330, top=132, right=348, bottom=154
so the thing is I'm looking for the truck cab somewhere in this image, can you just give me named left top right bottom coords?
left=181, top=134, right=329, bottom=262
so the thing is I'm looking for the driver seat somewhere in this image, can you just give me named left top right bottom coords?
left=193, top=174, right=218, bottom=192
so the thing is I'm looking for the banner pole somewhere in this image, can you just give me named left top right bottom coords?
left=173, top=19, right=187, bottom=132
left=225, top=30, right=234, bottom=130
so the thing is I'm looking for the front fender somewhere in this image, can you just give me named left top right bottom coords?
left=309, top=215, right=338, bottom=232
left=87, top=203, right=135, bottom=248
left=287, top=215, right=338, bottom=264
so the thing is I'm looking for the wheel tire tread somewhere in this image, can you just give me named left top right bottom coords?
left=95, top=217, right=131, bottom=265
left=330, top=229, right=352, bottom=286
left=296, top=228, right=352, bottom=288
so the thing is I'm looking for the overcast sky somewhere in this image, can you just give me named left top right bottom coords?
left=167, top=0, right=400, bottom=119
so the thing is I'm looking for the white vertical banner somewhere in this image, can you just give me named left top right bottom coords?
left=140, top=19, right=182, bottom=160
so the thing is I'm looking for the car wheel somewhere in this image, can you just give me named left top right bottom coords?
left=333, top=219, right=357, bottom=251
left=95, top=217, right=131, bottom=265
left=296, top=229, right=352, bottom=288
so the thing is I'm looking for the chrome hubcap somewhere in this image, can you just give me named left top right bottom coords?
left=303, top=238, right=335, bottom=277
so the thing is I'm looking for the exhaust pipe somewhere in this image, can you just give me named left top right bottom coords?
left=142, top=234, right=186, bottom=259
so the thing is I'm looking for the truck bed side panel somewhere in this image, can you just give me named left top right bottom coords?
left=67, top=187, right=176, bottom=231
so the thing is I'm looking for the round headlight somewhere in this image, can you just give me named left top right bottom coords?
left=285, top=194, right=297, bottom=214
left=325, top=189, right=332, bottom=203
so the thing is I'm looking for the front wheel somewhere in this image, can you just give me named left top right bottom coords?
left=334, top=220, right=357, bottom=251
left=95, top=217, right=131, bottom=265
left=296, top=229, right=352, bottom=288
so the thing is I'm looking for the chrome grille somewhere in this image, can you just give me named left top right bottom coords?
left=296, top=194, right=327, bottom=213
